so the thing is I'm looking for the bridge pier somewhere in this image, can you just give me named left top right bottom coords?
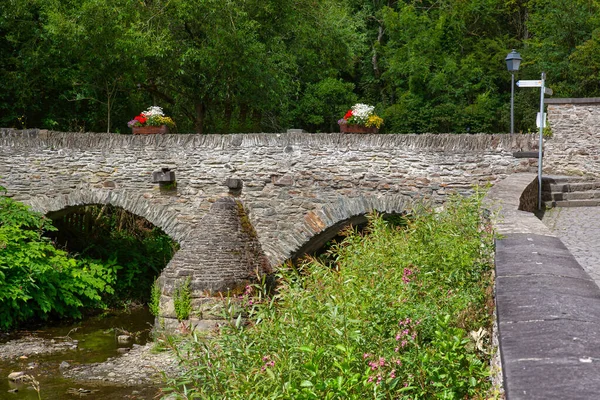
left=156, top=196, right=271, bottom=329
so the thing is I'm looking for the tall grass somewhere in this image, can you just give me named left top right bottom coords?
left=163, top=192, right=496, bottom=399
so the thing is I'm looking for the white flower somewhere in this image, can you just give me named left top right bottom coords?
left=143, top=106, right=164, bottom=117
left=351, top=103, right=375, bottom=123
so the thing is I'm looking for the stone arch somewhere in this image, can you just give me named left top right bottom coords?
left=283, top=194, right=412, bottom=262
left=22, top=188, right=191, bottom=244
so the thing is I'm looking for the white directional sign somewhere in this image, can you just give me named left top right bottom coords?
left=517, top=80, right=543, bottom=87
left=536, top=112, right=547, bottom=128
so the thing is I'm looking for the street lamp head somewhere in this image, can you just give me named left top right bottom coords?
left=505, top=49, right=522, bottom=72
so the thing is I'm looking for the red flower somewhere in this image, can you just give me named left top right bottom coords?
left=134, top=114, right=147, bottom=124
left=344, top=110, right=353, bottom=119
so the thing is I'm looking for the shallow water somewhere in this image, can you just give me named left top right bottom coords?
left=0, top=307, right=160, bottom=400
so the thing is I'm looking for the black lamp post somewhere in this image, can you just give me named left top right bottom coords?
left=505, top=49, right=522, bottom=134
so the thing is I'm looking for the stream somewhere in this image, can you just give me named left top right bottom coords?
left=0, top=307, right=169, bottom=400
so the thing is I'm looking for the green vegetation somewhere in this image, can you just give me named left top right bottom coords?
left=173, top=277, right=192, bottom=321
left=0, top=188, right=117, bottom=329
left=149, top=278, right=162, bottom=317
left=162, top=192, right=496, bottom=399
left=49, top=204, right=178, bottom=305
left=0, top=188, right=177, bottom=330
left=2, top=0, right=599, bottom=134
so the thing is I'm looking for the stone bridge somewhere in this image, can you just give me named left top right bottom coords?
left=0, top=98, right=598, bottom=325
left=0, top=130, right=538, bottom=323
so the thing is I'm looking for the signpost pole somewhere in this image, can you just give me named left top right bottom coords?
left=538, top=73, right=546, bottom=211
left=515, top=76, right=551, bottom=210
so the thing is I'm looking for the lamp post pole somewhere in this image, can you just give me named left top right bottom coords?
left=505, top=49, right=522, bottom=134
left=511, top=71, right=515, bottom=134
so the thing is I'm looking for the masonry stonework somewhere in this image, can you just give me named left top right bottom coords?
left=0, top=129, right=538, bottom=324
left=546, top=98, right=600, bottom=178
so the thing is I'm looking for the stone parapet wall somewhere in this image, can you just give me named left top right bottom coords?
left=546, top=99, right=600, bottom=178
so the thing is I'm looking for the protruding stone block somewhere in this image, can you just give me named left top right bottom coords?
left=152, top=168, right=176, bottom=183
left=225, top=178, right=243, bottom=190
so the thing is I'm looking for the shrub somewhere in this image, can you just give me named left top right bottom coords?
left=49, top=204, right=179, bottom=305
left=0, top=187, right=117, bottom=329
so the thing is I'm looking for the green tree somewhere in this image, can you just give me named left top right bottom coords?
left=525, top=0, right=600, bottom=97
left=138, top=0, right=362, bottom=133
left=4, top=0, right=600, bottom=134
left=41, top=0, right=150, bottom=132
left=0, top=0, right=64, bottom=129
left=375, top=1, right=511, bottom=133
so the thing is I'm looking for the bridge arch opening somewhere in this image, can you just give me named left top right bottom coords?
left=290, top=211, right=410, bottom=264
left=45, top=203, right=179, bottom=305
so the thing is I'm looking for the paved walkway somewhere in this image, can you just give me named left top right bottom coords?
left=486, top=174, right=600, bottom=399
left=542, top=207, right=600, bottom=285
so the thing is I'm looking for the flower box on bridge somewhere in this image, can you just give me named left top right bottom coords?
left=132, top=125, right=169, bottom=135
left=339, top=124, right=379, bottom=134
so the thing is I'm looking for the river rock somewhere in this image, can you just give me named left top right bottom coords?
left=60, top=361, right=70, bottom=369
left=62, top=342, right=181, bottom=385
left=66, top=388, right=96, bottom=396
left=7, top=372, right=26, bottom=381
left=0, top=336, right=78, bottom=360
left=117, top=335, right=132, bottom=345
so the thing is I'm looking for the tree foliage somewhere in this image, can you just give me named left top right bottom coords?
left=2, top=0, right=600, bottom=133
left=49, top=204, right=179, bottom=304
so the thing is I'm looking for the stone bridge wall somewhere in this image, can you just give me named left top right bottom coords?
left=0, top=129, right=538, bottom=323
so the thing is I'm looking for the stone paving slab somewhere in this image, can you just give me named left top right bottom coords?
left=502, top=359, right=600, bottom=400
left=496, top=274, right=598, bottom=298
left=495, top=251, right=591, bottom=280
left=496, top=291, right=600, bottom=323
left=499, top=319, right=600, bottom=360
left=494, top=234, right=593, bottom=280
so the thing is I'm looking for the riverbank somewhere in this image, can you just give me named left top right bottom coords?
left=0, top=308, right=179, bottom=399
